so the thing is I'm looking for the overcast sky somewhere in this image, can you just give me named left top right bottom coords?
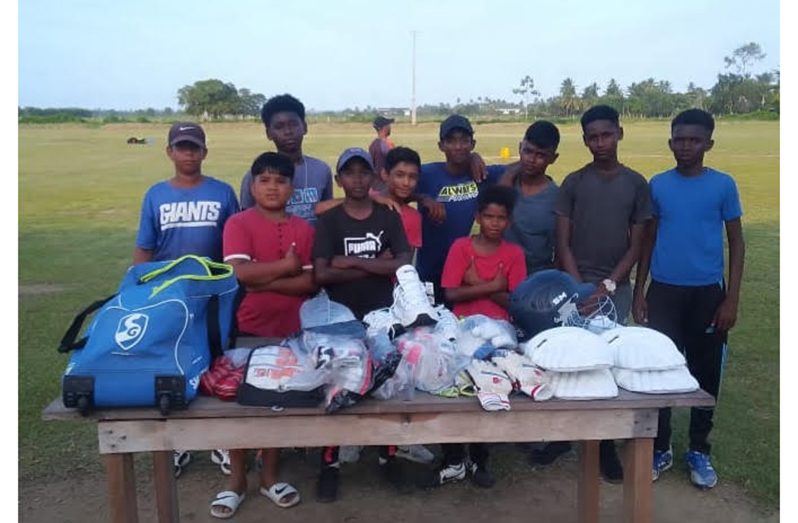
left=18, top=0, right=780, bottom=111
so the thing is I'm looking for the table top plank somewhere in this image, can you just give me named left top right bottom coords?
left=43, top=389, right=714, bottom=422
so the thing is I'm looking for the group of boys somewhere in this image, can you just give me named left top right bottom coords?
left=133, top=92, right=744, bottom=518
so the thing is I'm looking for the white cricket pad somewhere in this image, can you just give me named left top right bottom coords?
left=601, top=326, right=686, bottom=371
left=522, top=326, right=614, bottom=372
left=548, top=368, right=619, bottom=400
left=612, top=366, right=699, bottom=394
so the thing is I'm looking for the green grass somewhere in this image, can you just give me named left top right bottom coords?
left=18, top=121, right=779, bottom=505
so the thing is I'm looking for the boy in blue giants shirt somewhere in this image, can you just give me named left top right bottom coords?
left=133, top=122, right=239, bottom=477
left=634, top=109, right=745, bottom=489
left=134, top=122, right=239, bottom=263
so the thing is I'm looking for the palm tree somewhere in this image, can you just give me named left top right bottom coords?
left=559, top=78, right=579, bottom=117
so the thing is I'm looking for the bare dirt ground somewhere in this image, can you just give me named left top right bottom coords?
left=19, top=444, right=778, bottom=523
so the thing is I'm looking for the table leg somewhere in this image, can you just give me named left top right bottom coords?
left=152, top=451, right=180, bottom=523
left=623, top=437, right=653, bottom=523
left=105, top=454, right=139, bottom=523
left=578, top=440, right=600, bottom=523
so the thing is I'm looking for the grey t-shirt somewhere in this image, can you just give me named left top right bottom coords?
left=555, top=163, right=652, bottom=283
left=239, top=155, right=333, bottom=225
left=505, top=177, right=559, bottom=275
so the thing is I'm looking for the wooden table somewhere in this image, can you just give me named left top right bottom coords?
left=43, top=389, right=714, bottom=523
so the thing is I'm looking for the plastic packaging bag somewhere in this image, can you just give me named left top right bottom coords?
left=300, top=290, right=357, bottom=329
left=456, top=314, right=518, bottom=359
left=298, top=330, right=373, bottom=413
left=372, top=355, right=416, bottom=400
left=395, top=327, right=467, bottom=394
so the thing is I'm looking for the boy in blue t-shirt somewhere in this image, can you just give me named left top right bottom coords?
left=415, top=114, right=505, bottom=304
left=633, top=109, right=745, bottom=489
left=133, top=122, right=239, bottom=479
left=134, top=122, right=239, bottom=264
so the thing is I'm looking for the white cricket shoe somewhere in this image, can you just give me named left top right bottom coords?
left=392, top=265, right=438, bottom=329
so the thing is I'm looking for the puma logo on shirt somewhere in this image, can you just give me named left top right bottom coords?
left=344, top=231, right=384, bottom=257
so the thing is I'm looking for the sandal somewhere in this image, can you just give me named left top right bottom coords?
left=259, top=482, right=300, bottom=508
left=173, top=450, right=192, bottom=478
left=210, top=490, right=246, bottom=519
left=211, top=449, right=232, bottom=475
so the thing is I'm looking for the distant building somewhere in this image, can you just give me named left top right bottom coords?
left=498, top=107, right=522, bottom=115
left=377, top=107, right=411, bottom=117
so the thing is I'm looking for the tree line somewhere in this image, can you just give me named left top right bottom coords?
left=19, top=42, right=777, bottom=124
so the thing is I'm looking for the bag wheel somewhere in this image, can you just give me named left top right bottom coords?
left=77, top=395, right=90, bottom=416
left=159, top=394, right=172, bottom=415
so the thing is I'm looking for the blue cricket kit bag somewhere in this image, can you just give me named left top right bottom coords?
left=58, top=255, right=239, bottom=415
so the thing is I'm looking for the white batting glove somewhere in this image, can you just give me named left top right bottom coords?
left=465, top=360, right=513, bottom=411
left=492, top=351, right=553, bottom=401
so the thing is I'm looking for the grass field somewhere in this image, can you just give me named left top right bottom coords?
left=18, top=120, right=779, bottom=506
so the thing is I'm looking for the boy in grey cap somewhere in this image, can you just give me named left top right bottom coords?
left=312, top=147, right=413, bottom=502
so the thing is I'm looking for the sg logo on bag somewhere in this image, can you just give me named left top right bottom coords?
left=115, top=313, right=149, bottom=351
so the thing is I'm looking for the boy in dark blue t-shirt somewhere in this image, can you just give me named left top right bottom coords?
left=415, top=115, right=505, bottom=304
left=633, top=109, right=745, bottom=489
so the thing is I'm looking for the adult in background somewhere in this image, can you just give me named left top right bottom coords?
left=369, top=115, right=396, bottom=191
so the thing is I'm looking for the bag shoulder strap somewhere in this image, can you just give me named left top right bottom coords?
left=58, top=294, right=116, bottom=353
left=139, top=255, right=235, bottom=298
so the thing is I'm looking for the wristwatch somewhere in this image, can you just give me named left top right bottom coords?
left=602, top=279, right=617, bottom=294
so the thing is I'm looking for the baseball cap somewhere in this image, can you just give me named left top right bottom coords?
left=439, top=114, right=474, bottom=140
left=336, top=147, right=375, bottom=173
left=168, top=122, right=206, bottom=148
left=373, top=115, right=395, bottom=130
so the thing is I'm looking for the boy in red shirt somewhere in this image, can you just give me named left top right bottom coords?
left=211, top=152, right=317, bottom=518
left=442, top=185, right=527, bottom=320
left=422, top=185, right=526, bottom=490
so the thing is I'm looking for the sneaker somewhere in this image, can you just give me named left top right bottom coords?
left=396, top=444, right=435, bottom=464
left=529, top=441, right=572, bottom=466
left=173, top=450, right=191, bottom=478
left=379, top=457, right=413, bottom=494
left=599, top=441, right=624, bottom=483
left=392, top=265, right=438, bottom=328
left=685, top=450, right=718, bottom=489
left=652, top=447, right=673, bottom=482
left=316, top=465, right=340, bottom=503
left=433, top=305, right=460, bottom=342
left=468, top=461, right=496, bottom=489
left=363, top=307, right=402, bottom=339
left=418, top=461, right=467, bottom=488
left=210, top=449, right=231, bottom=476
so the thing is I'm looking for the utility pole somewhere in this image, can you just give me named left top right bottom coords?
left=411, top=30, right=417, bottom=125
